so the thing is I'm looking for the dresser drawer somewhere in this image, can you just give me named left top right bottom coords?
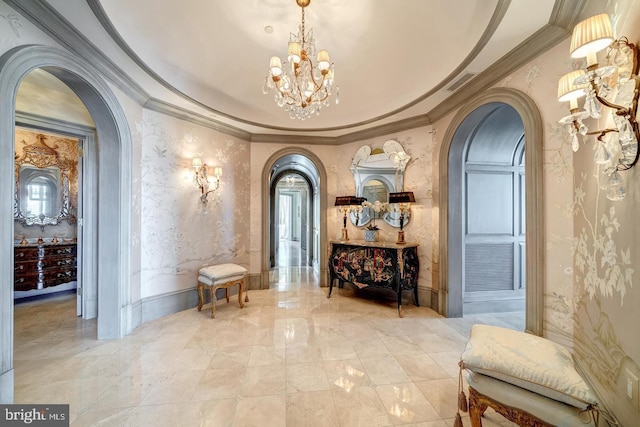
left=14, top=243, right=77, bottom=291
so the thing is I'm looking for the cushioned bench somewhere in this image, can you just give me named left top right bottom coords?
left=197, top=264, right=248, bottom=318
left=457, top=325, right=613, bottom=427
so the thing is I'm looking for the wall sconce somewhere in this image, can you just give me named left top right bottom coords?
left=558, top=13, right=640, bottom=201
left=389, top=191, right=415, bottom=244
left=193, top=157, right=222, bottom=203
left=335, top=196, right=366, bottom=241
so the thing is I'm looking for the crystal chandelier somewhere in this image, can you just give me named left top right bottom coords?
left=558, top=13, right=640, bottom=201
left=262, top=0, right=339, bottom=120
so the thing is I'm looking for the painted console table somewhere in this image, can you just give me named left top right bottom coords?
left=327, top=240, right=419, bottom=317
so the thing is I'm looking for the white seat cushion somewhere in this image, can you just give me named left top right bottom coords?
left=198, top=274, right=245, bottom=287
left=461, top=324, right=597, bottom=409
left=199, top=264, right=247, bottom=282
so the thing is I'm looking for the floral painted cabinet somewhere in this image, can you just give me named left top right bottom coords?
left=328, top=240, right=419, bottom=317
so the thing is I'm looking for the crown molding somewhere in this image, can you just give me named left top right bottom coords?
left=144, top=98, right=252, bottom=141
left=4, top=0, right=150, bottom=106
left=15, top=110, right=96, bottom=134
left=5, top=0, right=587, bottom=145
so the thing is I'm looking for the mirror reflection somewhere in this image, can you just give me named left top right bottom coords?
left=349, top=140, right=411, bottom=228
left=20, top=165, right=60, bottom=218
left=362, top=179, right=389, bottom=204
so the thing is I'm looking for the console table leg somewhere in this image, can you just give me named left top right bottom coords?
left=328, top=278, right=333, bottom=298
left=398, top=305, right=403, bottom=318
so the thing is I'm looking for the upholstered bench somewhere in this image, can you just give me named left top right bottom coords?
left=197, top=264, right=248, bottom=318
left=457, top=325, right=613, bottom=427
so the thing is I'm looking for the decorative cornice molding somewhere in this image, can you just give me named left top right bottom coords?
left=4, top=0, right=150, bottom=106
left=250, top=133, right=336, bottom=145
left=5, top=0, right=587, bottom=145
left=143, top=98, right=252, bottom=141
left=548, top=0, right=589, bottom=29
left=15, top=110, right=96, bottom=134
left=427, top=23, right=569, bottom=126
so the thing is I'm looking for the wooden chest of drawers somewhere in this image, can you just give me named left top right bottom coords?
left=14, top=243, right=77, bottom=291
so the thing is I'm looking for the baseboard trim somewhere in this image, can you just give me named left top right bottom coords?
left=140, top=279, right=252, bottom=323
left=0, top=369, right=14, bottom=403
left=464, top=298, right=525, bottom=315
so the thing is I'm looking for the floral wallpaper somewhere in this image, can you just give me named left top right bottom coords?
left=428, top=3, right=640, bottom=423
left=2, top=0, right=639, bottom=422
left=138, top=111, right=250, bottom=298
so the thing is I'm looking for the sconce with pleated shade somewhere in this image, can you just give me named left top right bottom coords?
left=570, top=13, right=614, bottom=66
left=558, top=12, right=640, bottom=201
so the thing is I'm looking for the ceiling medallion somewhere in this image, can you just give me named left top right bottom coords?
left=262, top=0, right=339, bottom=120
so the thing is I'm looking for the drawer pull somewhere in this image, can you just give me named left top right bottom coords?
left=15, top=264, right=24, bottom=271
left=57, top=259, right=73, bottom=266
left=15, top=278, right=24, bottom=283
left=57, top=271, right=72, bottom=278
left=16, top=252, right=24, bottom=258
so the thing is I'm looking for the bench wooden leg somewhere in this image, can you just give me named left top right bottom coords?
left=468, top=387, right=488, bottom=427
left=238, top=281, right=245, bottom=308
left=210, top=286, right=216, bottom=318
left=197, top=282, right=204, bottom=311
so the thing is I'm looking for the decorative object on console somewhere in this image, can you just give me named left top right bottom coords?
left=192, top=157, right=222, bottom=204
left=388, top=191, right=415, bottom=244
left=362, top=200, right=388, bottom=241
left=335, top=196, right=366, bottom=241
left=263, top=0, right=338, bottom=120
left=558, top=13, right=640, bottom=201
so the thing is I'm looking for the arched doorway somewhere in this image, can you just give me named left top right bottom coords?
left=0, top=45, right=133, bottom=402
left=439, top=88, right=544, bottom=335
left=460, top=104, right=525, bottom=316
left=273, top=171, right=313, bottom=267
left=261, top=148, right=328, bottom=288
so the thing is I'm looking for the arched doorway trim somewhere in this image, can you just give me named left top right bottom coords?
left=261, top=148, right=328, bottom=288
left=272, top=170, right=314, bottom=267
left=438, top=87, right=543, bottom=335
left=0, top=45, right=133, bottom=402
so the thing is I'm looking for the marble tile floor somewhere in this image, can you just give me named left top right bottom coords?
left=13, top=267, right=522, bottom=426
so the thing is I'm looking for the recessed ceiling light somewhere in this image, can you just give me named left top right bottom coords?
left=264, top=26, right=273, bottom=34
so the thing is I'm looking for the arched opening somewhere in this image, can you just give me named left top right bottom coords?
left=272, top=171, right=313, bottom=267
left=261, top=148, right=328, bottom=288
left=0, top=45, right=133, bottom=402
left=439, top=88, right=544, bottom=335
left=459, top=104, right=526, bottom=323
